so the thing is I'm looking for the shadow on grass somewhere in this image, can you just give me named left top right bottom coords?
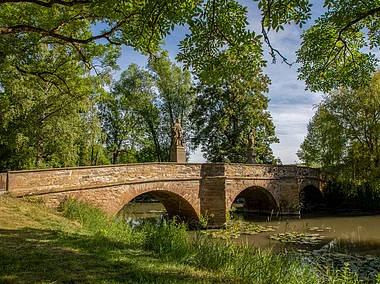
left=0, top=228, right=224, bottom=283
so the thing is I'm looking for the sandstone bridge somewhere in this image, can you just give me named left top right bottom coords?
left=0, top=163, right=324, bottom=227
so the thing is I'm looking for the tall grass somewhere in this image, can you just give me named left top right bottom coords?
left=141, top=218, right=190, bottom=261
left=59, top=198, right=368, bottom=283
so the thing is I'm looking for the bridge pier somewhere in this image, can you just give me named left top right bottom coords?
left=200, top=177, right=227, bottom=227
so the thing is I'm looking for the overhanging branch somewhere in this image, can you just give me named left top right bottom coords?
left=0, top=18, right=128, bottom=45
left=0, top=0, right=90, bottom=7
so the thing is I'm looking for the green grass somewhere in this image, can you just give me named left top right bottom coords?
left=0, top=196, right=227, bottom=283
left=0, top=195, right=376, bottom=283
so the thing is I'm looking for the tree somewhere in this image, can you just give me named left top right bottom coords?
left=0, top=41, right=107, bottom=170
left=0, top=73, right=97, bottom=170
left=3, top=0, right=376, bottom=93
left=0, top=0, right=261, bottom=89
left=78, top=101, right=110, bottom=166
left=98, top=87, right=143, bottom=164
left=102, top=64, right=161, bottom=162
left=297, top=0, right=380, bottom=92
left=190, top=75, right=279, bottom=163
left=148, top=51, right=195, bottom=153
left=102, top=57, right=195, bottom=163
left=297, top=72, right=380, bottom=180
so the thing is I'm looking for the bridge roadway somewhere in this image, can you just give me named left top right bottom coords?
left=0, top=163, right=323, bottom=227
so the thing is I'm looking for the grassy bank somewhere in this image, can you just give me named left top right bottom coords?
left=0, top=195, right=375, bottom=283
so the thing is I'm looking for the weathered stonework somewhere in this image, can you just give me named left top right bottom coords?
left=3, top=163, right=323, bottom=227
left=170, top=146, right=186, bottom=163
left=0, top=172, right=6, bottom=194
left=170, top=145, right=186, bottom=163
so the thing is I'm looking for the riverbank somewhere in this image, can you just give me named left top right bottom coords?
left=0, top=195, right=378, bottom=283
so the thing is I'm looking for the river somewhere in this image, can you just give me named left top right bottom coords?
left=119, top=202, right=380, bottom=256
left=119, top=202, right=380, bottom=281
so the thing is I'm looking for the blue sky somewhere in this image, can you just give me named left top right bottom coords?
left=113, top=1, right=326, bottom=164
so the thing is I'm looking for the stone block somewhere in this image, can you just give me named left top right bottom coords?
left=170, top=146, right=186, bottom=163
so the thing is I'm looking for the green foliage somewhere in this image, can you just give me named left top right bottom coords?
left=191, top=77, right=279, bottom=163
left=1, top=0, right=379, bottom=94
left=297, top=0, right=380, bottom=92
left=98, top=65, right=151, bottom=164
left=257, top=0, right=312, bottom=31
left=0, top=71, right=102, bottom=170
left=225, top=206, right=236, bottom=222
left=2, top=0, right=379, bottom=170
left=59, top=198, right=110, bottom=232
left=178, top=0, right=265, bottom=86
left=323, top=180, right=380, bottom=212
left=149, top=51, right=195, bottom=151
left=321, top=263, right=363, bottom=284
left=140, top=218, right=190, bottom=261
left=297, top=72, right=380, bottom=181
left=103, top=56, right=195, bottom=163
left=197, top=212, right=215, bottom=229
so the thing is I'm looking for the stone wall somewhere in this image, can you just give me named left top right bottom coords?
left=3, top=163, right=323, bottom=227
left=7, top=163, right=203, bottom=196
left=0, top=173, right=6, bottom=193
left=41, top=179, right=201, bottom=222
left=224, top=164, right=322, bottom=215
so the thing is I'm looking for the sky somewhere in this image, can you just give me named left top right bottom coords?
left=114, top=1, right=325, bottom=164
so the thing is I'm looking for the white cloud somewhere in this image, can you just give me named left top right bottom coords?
left=268, top=103, right=318, bottom=164
left=188, top=148, right=205, bottom=163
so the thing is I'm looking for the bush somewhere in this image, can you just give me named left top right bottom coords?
left=324, top=180, right=380, bottom=212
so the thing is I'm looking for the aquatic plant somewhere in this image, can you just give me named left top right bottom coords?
left=269, top=232, right=325, bottom=245
left=202, top=220, right=277, bottom=240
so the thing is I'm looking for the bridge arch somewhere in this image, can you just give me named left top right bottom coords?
left=106, top=180, right=201, bottom=224
left=299, top=184, right=325, bottom=213
left=118, top=189, right=199, bottom=223
left=228, top=186, right=279, bottom=214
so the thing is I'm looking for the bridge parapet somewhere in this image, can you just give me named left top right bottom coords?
left=224, top=164, right=321, bottom=179
left=7, top=163, right=203, bottom=197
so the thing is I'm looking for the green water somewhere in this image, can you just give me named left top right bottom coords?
left=120, top=202, right=380, bottom=256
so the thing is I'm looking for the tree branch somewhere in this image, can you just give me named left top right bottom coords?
left=339, top=6, right=380, bottom=34
left=0, top=18, right=129, bottom=45
left=260, top=0, right=293, bottom=66
left=0, top=0, right=90, bottom=7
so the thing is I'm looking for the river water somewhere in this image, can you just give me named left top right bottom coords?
left=120, top=202, right=380, bottom=256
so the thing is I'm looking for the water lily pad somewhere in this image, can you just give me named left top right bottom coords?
left=269, top=232, right=325, bottom=245
left=202, top=220, right=279, bottom=240
left=307, top=226, right=332, bottom=232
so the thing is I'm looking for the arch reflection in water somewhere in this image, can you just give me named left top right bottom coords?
left=299, top=185, right=326, bottom=213
left=232, top=186, right=279, bottom=216
left=117, top=191, right=199, bottom=224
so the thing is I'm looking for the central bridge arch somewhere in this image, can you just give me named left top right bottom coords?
left=119, top=189, right=199, bottom=223
left=231, top=186, right=279, bottom=214
left=96, top=180, right=201, bottom=223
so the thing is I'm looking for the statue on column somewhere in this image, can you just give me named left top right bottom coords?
left=170, top=118, right=186, bottom=162
left=248, top=131, right=255, bottom=149
left=247, top=130, right=257, bottom=164
left=172, top=118, right=184, bottom=147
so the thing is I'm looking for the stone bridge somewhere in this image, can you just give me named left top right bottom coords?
left=0, top=163, right=323, bottom=227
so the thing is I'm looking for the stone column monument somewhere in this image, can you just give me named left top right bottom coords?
left=246, top=131, right=257, bottom=164
left=170, top=118, right=186, bottom=163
